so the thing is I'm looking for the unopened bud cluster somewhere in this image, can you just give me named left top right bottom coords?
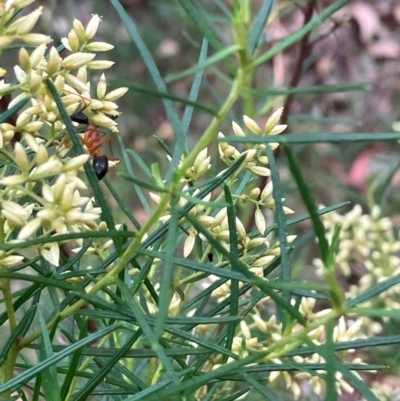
left=310, top=203, right=400, bottom=398
left=314, top=204, right=400, bottom=313
left=150, top=108, right=294, bottom=273
left=0, top=1, right=127, bottom=267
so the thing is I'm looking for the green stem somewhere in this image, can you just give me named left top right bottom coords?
left=0, top=217, right=18, bottom=398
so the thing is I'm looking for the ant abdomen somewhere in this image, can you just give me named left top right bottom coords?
left=93, top=154, right=108, bottom=180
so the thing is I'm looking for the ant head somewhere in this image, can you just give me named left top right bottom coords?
left=62, top=87, right=92, bottom=126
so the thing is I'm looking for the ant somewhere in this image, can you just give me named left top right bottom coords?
left=69, top=105, right=120, bottom=180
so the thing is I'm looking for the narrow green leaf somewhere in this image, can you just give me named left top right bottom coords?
left=347, top=272, right=400, bottom=307
left=325, top=320, right=337, bottom=401
left=248, top=0, right=275, bottom=54
left=177, top=0, right=224, bottom=52
left=123, top=145, right=152, bottom=215
left=109, top=0, right=185, bottom=168
left=60, top=323, right=87, bottom=401
left=0, top=305, right=37, bottom=366
left=104, top=175, right=141, bottom=230
left=119, top=174, right=169, bottom=192
left=181, top=38, right=209, bottom=151
left=115, top=279, right=180, bottom=383
left=223, top=185, right=239, bottom=362
left=284, top=146, right=329, bottom=264
left=338, top=364, right=380, bottom=401
left=347, top=308, right=400, bottom=319
left=122, top=380, right=172, bottom=401
left=38, top=310, right=61, bottom=401
left=72, top=331, right=141, bottom=401
left=217, top=388, right=251, bottom=401
left=155, top=195, right=179, bottom=339
left=153, top=136, right=173, bottom=157
left=244, top=83, right=370, bottom=96
left=165, top=45, right=241, bottom=83
left=241, top=372, right=280, bottom=400
left=0, top=97, right=30, bottom=123
left=266, top=145, right=291, bottom=316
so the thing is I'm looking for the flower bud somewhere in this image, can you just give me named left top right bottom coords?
left=248, top=165, right=271, bottom=176
left=61, top=37, right=71, bottom=52
left=35, top=144, right=49, bottom=165
left=29, top=160, right=62, bottom=180
left=255, top=207, right=266, bottom=234
left=232, top=121, right=245, bottom=137
left=18, top=218, right=42, bottom=240
left=20, top=33, right=52, bottom=45
left=62, top=53, right=96, bottom=70
left=16, top=7, right=43, bottom=35
left=14, top=65, right=27, bottom=84
left=264, top=107, right=283, bottom=134
left=85, top=41, right=114, bottom=52
left=65, top=73, right=89, bottom=92
left=23, top=121, right=43, bottom=132
left=87, top=60, right=115, bottom=70
left=19, top=47, right=30, bottom=71
left=269, top=124, right=287, bottom=135
left=72, top=19, right=86, bottom=42
left=41, top=243, right=60, bottom=266
left=67, top=29, right=80, bottom=52
left=1, top=255, right=24, bottom=267
left=252, top=255, right=275, bottom=268
left=30, top=44, right=46, bottom=68
left=236, top=217, right=247, bottom=240
left=0, top=174, right=27, bottom=186
left=97, top=73, right=107, bottom=99
left=261, top=181, right=273, bottom=201
left=63, top=154, right=90, bottom=172
left=29, top=72, right=42, bottom=92
left=249, top=188, right=260, bottom=199
left=14, top=142, right=29, bottom=171
left=85, top=14, right=101, bottom=40
left=47, top=46, right=62, bottom=77
left=2, top=200, right=31, bottom=222
left=243, top=115, right=261, bottom=134
left=0, top=36, right=14, bottom=48
left=90, top=113, right=116, bottom=127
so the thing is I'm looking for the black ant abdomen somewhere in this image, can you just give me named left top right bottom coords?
left=93, top=154, right=109, bottom=180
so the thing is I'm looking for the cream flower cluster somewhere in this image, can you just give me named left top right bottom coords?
left=230, top=298, right=365, bottom=399
left=311, top=204, right=400, bottom=398
left=313, top=204, right=400, bottom=311
left=151, top=108, right=294, bottom=270
left=0, top=1, right=127, bottom=266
